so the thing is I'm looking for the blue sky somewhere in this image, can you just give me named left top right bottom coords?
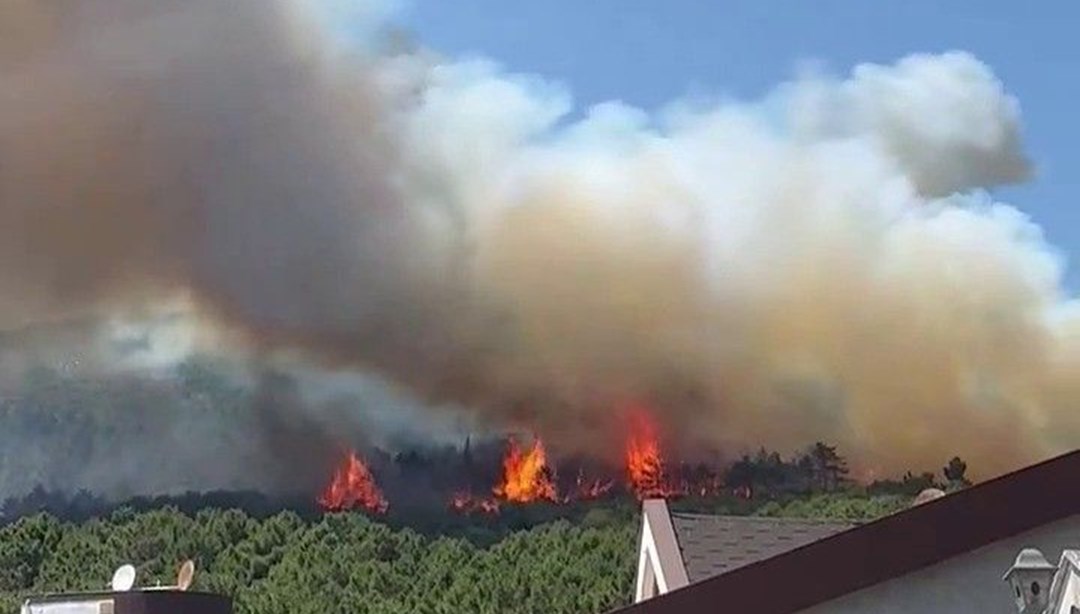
left=399, top=0, right=1079, bottom=290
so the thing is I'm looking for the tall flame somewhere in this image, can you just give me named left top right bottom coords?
left=624, top=407, right=677, bottom=499
left=493, top=437, right=558, bottom=503
left=318, top=450, right=389, bottom=513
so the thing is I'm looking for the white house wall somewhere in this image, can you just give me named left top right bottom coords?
left=799, top=514, right=1080, bottom=614
left=635, top=515, right=660, bottom=602
left=634, top=500, right=689, bottom=603
left=1053, top=565, right=1080, bottom=614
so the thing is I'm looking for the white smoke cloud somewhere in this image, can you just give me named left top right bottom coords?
left=380, top=46, right=1075, bottom=475
left=786, top=52, right=1031, bottom=197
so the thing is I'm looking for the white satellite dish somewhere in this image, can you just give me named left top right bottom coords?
left=143, top=560, right=196, bottom=592
left=911, top=488, right=947, bottom=507
left=111, top=564, right=137, bottom=592
left=176, top=560, right=195, bottom=591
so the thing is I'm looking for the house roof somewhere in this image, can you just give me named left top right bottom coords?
left=1046, top=549, right=1080, bottom=608
left=23, top=591, right=233, bottom=614
left=612, top=448, right=1080, bottom=614
left=670, top=513, right=854, bottom=582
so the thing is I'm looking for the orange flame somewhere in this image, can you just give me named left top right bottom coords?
left=572, top=470, right=614, bottom=501
left=318, top=450, right=389, bottom=514
left=493, top=437, right=558, bottom=503
left=450, top=492, right=501, bottom=514
left=624, top=407, right=680, bottom=499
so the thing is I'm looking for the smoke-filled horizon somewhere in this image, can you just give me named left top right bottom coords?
left=2, top=0, right=1078, bottom=491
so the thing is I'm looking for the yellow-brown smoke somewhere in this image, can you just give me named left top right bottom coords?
left=2, top=0, right=1077, bottom=480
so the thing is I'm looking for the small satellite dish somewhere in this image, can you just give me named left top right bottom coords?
left=111, top=564, right=137, bottom=592
left=142, top=560, right=196, bottom=592
left=176, top=560, right=195, bottom=591
left=912, top=488, right=947, bottom=507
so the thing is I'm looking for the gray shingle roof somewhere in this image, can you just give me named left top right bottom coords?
left=670, top=513, right=855, bottom=583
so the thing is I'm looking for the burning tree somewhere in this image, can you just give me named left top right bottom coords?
left=493, top=437, right=558, bottom=503
left=318, top=450, right=389, bottom=514
left=625, top=411, right=665, bottom=498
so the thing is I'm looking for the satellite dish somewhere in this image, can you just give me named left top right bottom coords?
left=111, top=564, right=137, bottom=592
left=176, top=560, right=195, bottom=591
left=142, top=560, right=196, bottom=592
left=912, top=488, right=947, bottom=507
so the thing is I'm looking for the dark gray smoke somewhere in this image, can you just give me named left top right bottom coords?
left=0, top=358, right=474, bottom=500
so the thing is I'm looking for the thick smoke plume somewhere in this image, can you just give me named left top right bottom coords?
left=1, top=0, right=1078, bottom=490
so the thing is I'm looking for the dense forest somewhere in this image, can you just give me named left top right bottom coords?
left=0, top=491, right=920, bottom=614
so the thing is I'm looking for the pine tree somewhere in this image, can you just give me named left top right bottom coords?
left=809, top=442, right=849, bottom=492
left=943, top=457, right=971, bottom=490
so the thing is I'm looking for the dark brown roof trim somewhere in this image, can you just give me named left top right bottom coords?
left=25, top=590, right=224, bottom=604
left=612, top=449, right=1080, bottom=614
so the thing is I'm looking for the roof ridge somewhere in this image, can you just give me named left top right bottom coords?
left=669, top=512, right=857, bottom=525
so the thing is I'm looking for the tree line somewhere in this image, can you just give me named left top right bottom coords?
left=718, top=442, right=970, bottom=499
left=0, top=361, right=974, bottom=506
left=0, top=506, right=636, bottom=614
left=0, top=488, right=924, bottom=614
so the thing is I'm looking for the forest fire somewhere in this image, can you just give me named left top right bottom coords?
left=450, top=436, right=613, bottom=513
left=318, top=450, right=389, bottom=514
left=319, top=406, right=724, bottom=517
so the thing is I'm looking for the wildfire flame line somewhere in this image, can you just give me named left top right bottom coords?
left=319, top=404, right=723, bottom=516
